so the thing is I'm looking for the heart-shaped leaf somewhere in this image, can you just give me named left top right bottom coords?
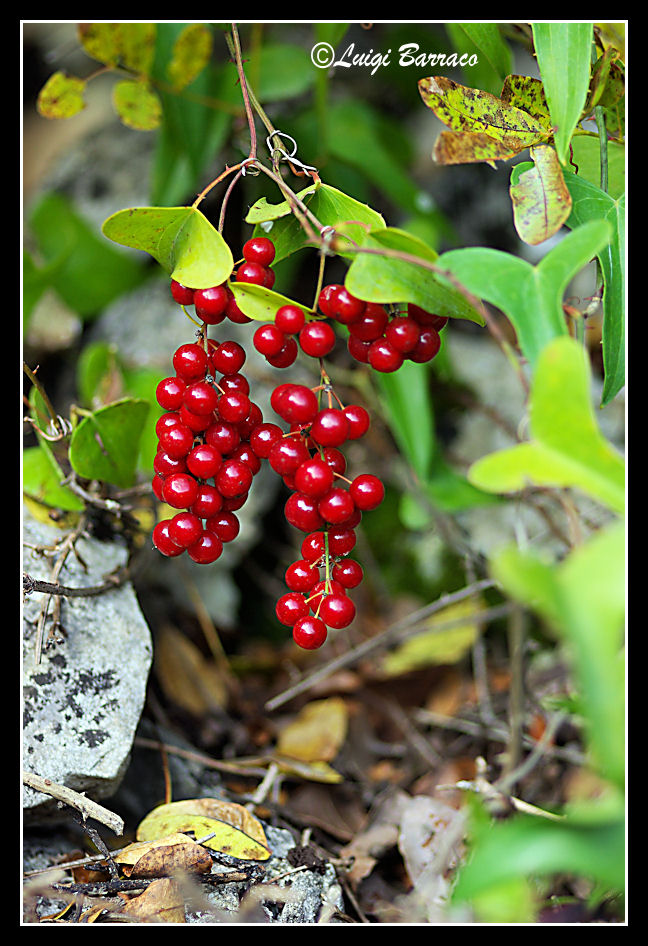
left=68, top=398, right=150, bottom=489
left=229, top=283, right=311, bottom=323
left=467, top=336, right=625, bottom=513
left=509, top=144, right=572, bottom=245
left=102, top=206, right=233, bottom=290
left=37, top=72, right=86, bottom=119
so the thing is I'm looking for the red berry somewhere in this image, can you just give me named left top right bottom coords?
left=156, top=376, right=186, bottom=411
left=407, top=304, right=448, bottom=330
left=310, top=408, right=349, bottom=447
left=237, top=402, right=263, bottom=439
left=308, top=579, right=346, bottom=612
left=318, top=487, right=355, bottom=524
left=236, top=261, right=268, bottom=286
left=322, top=447, right=346, bottom=476
left=243, top=236, right=275, bottom=267
left=292, top=615, right=328, bottom=650
left=318, top=593, right=356, bottom=629
left=266, top=336, right=298, bottom=368
left=327, top=528, right=357, bottom=556
left=263, top=267, right=275, bottom=289
left=299, top=321, right=336, bottom=358
left=173, top=343, right=208, bottom=381
left=205, top=420, right=240, bottom=455
left=170, top=280, right=194, bottom=306
left=275, top=304, right=305, bottom=335
left=216, top=459, right=253, bottom=498
left=318, top=284, right=343, bottom=318
left=249, top=422, right=283, bottom=458
left=254, top=323, right=287, bottom=358
left=385, top=316, right=421, bottom=353
left=168, top=511, right=204, bottom=549
left=152, top=474, right=165, bottom=501
left=194, top=285, right=229, bottom=323
left=152, top=520, right=185, bottom=557
left=331, top=287, right=365, bottom=324
left=183, top=380, right=218, bottom=416
left=368, top=338, right=404, bottom=373
left=155, top=412, right=182, bottom=438
left=158, top=422, right=194, bottom=459
left=218, top=391, right=251, bottom=424
left=179, top=404, right=212, bottom=433
left=190, top=484, right=223, bottom=519
left=269, top=438, right=310, bottom=475
left=350, top=473, right=385, bottom=510
left=285, top=559, right=320, bottom=592
left=187, top=530, right=223, bottom=564
left=349, top=304, right=388, bottom=341
left=294, top=457, right=334, bottom=498
left=408, top=327, right=441, bottom=363
left=301, top=531, right=326, bottom=562
left=332, top=559, right=363, bottom=588
left=217, top=373, right=250, bottom=396
left=274, top=384, right=319, bottom=425
left=284, top=493, right=325, bottom=532
left=276, top=592, right=309, bottom=626
left=206, top=511, right=240, bottom=542
left=230, top=443, right=261, bottom=475
left=210, top=340, right=246, bottom=375
left=162, top=472, right=200, bottom=509
left=187, top=443, right=222, bottom=479
left=347, top=334, right=372, bottom=364
left=342, top=404, right=370, bottom=440
left=225, top=290, right=253, bottom=324
left=154, top=449, right=187, bottom=477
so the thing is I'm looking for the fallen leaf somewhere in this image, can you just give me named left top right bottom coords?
left=115, top=833, right=212, bottom=877
left=154, top=625, right=227, bottom=715
left=276, top=697, right=349, bottom=763
left=136, top=799, right=271, bottom=861
left=120, top=877, right=185, bottom=923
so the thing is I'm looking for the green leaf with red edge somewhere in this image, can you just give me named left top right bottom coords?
left=101, top=206, right=233, bottom=290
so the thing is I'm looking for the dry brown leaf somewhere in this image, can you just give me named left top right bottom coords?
left=120, top=877, right=185, bottom=923
left=276, top=697, right=348, bottom=763
left=115, top=833, right=212, bottom=878
left=154, top=624, right=227, bottom=715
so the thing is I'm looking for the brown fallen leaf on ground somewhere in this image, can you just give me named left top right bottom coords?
left=120, top=877, right=185, bottom=923
left=114, top=833, right=212, bottom=878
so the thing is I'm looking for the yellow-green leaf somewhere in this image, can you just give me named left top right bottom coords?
left=77, top=23, right=121, bottom=66
left=500, top=75, right=552, bottom=128
left=116, top=23, right=157, bottom=75
left=136, top=799, right=271, bottom=861
left=113, top=79, right=162, bottom=131
left=433, top=130, right=519, bottom=166
left=380, top=597, right=485, bottom=675
left=37, top=72, right=86, bottom=120
left=276, top=697, right=348, bottom=763
left=419, top=76, right=551, bottom=151
left=510, top=144, right=572, bottom=245
left=167, top=24, right=213, bottom=91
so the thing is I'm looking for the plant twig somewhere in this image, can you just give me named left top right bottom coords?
left=22, top=771, right=124, bottom=836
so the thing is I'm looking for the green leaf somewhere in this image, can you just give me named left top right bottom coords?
left=532, top=22, right=593, bottom=164
left=101, top=205, right=233, bottom=289
left=562, top=173, right=625, bottom=405
left=468, top=336, right=625, bottom=514
left=36, top=72, right=86, bottom=120
left=166, top=23, right=213, bottom=91
left=509, top=144, right=572, bottom=245
left=437, top=219, right=611, bottom=370
left=115, top=23, right=157, bottom=75
left=345, top=227, right=484, bottom=325
left=254, top=43, right=316, bottom=101
left=76, top=342, right=126, bottom=409
left=453, top=805, right=625, bottom=908
left=568, top=135, right=625, bottom=200
left=29, top=192, right=145, bottom=317
left=451, top=23, right=512, bottom=87
left=500, top=74, right=552, bottom=127
left=228, top=283, right=311, bottom=323
left=491, top=522, right=625, bottom=787
left=68, top=399, right=150, bottom=489
left=22, top=445, right=84, bottom=512
left=77, top=23, right=121, bottom=66
left=112, top=79, right=162, bottom=131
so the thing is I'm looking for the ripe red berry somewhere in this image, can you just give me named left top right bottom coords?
left=322, top=447, right=346, bottom=475
left=284, top=493, right=325, bottom=532
left=285, top=559, right=320, bottom=592
left=310, top=408, right=349, bottom=447
left=350, top=473, right=385, bottom=510
left=327, top=528, right=357, bottom=556
left=368, top=338, right=404, bottom=373
left=318, top=487, right=355, bottom=524
left=187, top=530, right=223, bottom=564
left=179, top=404, right=212, bottom=433
left=206, top=511, right=240, bottom=543
left=216, top=459, right=253, bottom=498
left=385, top=316, right=421, bottom=353
left=225, top=291, right=253, bottom=324
left=408, top=327, right=441, bottom=363
left=154, top=449, right=187, bottom=477
left=173, top=343, right=209, bottom=381
left=332, top=559, right=364, bottom=588
left=156, top=376, right=186, bottom=411
left=276, top=592, right=309, bottom=626
left=158, top=422, right=194, bottom=459
left=152, top=520, right=185, bottom=557
left=318, top=284, right=343, bottom=318
left=205, top=420, right=240, bottom=455
left=168, top=511, right=204, bottom=549
left=301, top=531, right=326, bottom=562
left=318, top=593, right=356, bottom=629
left=230, top=443, right=261, bottom=475
left=299, top=321, right=336, bottom=358
left=294, top=457, right=334, bottom=498
left=275, top=304, right=306, bottom=335
left=254, top=323, right=287, bottom=358
left=269, top=438, right=310, bottom=475
left=308, top=579, right=346, bottom=612
left=194, top=285, right=229, bottom=323
left=331, top=287, right=365, bottom=324
left=210, top=340, right=246, bottom=375
left=243, top=236, right=275, bottom=267
left=170, top=280, right=194, bottom=306
left=342, top=404, right=370, bottom=440
left=274, top=384, right=319, bottom=425
left=292, top=615, right=328, bottom=650
left=347, top=334, right=372, bottom=364
left=349, top=304, right=388, bottom=341
left=190, top=484, right=223, bottom=519
left=407, top=304, right=448, bottom=330
left=236, top=261, right=268, bottom=286
left=183, top=380, right=219, bottom=416
left=162, top=472, right=200, bottom=509
left=266, top=336, right=298, bottom=368
left=218, top=391, right=251, bottom=424
left=249, top=422, right=283, bottom=458
left=186, top=443, right=222, bottom=479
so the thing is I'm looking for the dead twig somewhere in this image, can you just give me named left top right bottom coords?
left=22, top=771, right=124, bottom=836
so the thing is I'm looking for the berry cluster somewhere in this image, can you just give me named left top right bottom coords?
left=152, top=233, right=448, bottom=650
left=268, top=381, right=383, bottom=650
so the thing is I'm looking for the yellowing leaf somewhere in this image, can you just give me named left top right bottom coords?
left=381, top=597, right=486, bottom=676
left=272, top=755, right=344, bottom=784
left=136, top=799, right=271, bottom=861
left=433, top=130, right=519, bottom=166
left=510, top=145, right=572, bottom=245
left=37, top=72, right=86, bottom=120
left=167, top=24, right=213, bottom=91
left=113, top=80, right=162, bottom=131
left=276, top=697, right=349, bottom=764
left=78, top=23, right=121, bottom=66
left=154, top=625, right=228, bottom=716
left=115, top=833, right=212, bottom=877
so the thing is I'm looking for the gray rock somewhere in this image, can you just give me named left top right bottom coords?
left=22, top=506, right=153, bottom=823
